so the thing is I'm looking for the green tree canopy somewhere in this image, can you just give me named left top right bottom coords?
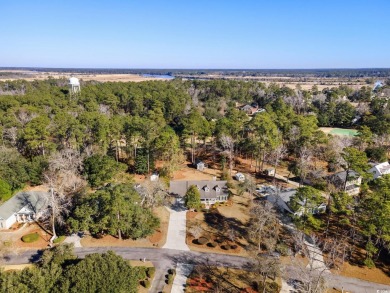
left=83, top=155, right=127, bottom=187
left=185, top=185, right=201, bottom=210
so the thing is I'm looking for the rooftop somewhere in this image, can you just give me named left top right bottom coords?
left=169, top=180, right=228, bottom=199
left=0, top=191, right=48, bottom=220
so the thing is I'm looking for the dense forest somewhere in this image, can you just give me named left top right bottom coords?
left=0, top=77, right=389, bottom=267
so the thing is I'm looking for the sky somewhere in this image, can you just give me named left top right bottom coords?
left=1, top=0, right=389, bottom=69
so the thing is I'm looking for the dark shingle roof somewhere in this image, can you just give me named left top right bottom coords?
left=169, top=180, right=228, bottom=199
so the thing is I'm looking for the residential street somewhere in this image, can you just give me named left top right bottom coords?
left=4, top=247, right=390, bottom=292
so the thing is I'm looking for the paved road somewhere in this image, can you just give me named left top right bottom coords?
left=4, top=247, right=390, bottom=292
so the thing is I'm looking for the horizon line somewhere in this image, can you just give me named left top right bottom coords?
left=1, top=66, right=390, bottom=71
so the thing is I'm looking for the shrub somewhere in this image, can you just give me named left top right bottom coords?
left=197, top=236, right=209, bottom=245
left=167, top=274, right=174, bottom=284
left=168, top=268, right=176, bottom=275
left=364, top=258, right=375, bottom=268
left=147, top=267, right=156, bottom=278
left=275, top=243, right=290, bottom=256
left=207, top=242, right=217, bottom=248
left=21, top=233, right=39, bottom=243
left=221, top=245, right=230, bottom=250
left=53, top=235, right=66, bottom=244
left=215, top=238, right=223, bottom=244
left=230, top=244, right=238, bottom=249
left=142, top=279, right=151, bottom=288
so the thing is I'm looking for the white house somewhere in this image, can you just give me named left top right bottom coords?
left=368, top=162, right=390, bottom=180
left=0, top=191, right=48, bottom=229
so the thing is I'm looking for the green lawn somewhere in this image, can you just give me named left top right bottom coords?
left=329, top=128, right=358, bottom=137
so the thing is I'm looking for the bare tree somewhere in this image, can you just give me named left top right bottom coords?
left=49, top=148, right=85, bottom=193
left=14, top=109, right=37, bottom=127
left=297, top=146, right=313, bottom=186
left=249, top=202, right=279, bottom=251
left=137, top=179, right=168, bottom=209
left=3, top=127, right=18, bottom=146
left=219, top=135, right=235, bottom=175
left=286, top=232, right=330, bottom=293
left=269, top=144, right=287, bottom=182
left=41, top=172, right=72, bottom=246
left=251, top=253, right=281, bottom=293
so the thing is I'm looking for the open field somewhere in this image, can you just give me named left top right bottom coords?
left=0, top=70, right=172, bottom=82
left=0, top=69, right=371, bottom=90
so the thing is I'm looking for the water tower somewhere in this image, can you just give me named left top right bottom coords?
left=69, top=77, right=80, bottom=95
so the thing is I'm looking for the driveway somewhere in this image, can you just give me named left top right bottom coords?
left=162, top=205, right=189, bottom=251
left=171, top=263, right=193, bottom=293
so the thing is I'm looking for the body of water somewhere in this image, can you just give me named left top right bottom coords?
left=142, top=74, right=175, bottom=79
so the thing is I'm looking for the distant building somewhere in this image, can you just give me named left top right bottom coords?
left=234, top=173, right=245, bottom=182
left=69, top=77, right=81, bottom=94
left=263, top=168, right=275, bottom=177
left=150, top=171, right=159, bottom=181
left=169, top=180, right=229, bottom=205
left=240, top=104, right=264, bottom=115
left=368, top=162, right=390, bottom=180
left=329, top=170, right=362, bottom=196
left=0, top=191, right=47, bottom=229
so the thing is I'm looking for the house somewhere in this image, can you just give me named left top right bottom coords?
left=0, top=191, right=48, bottom=229
left=240, top=104, right=262, bottom=115
left=234, top=173, right=245, bottom=182
left=194, top=159, right=206, bottom=171
left=368, top=162, right=390, bottom=180
left=263, top=168, right=275, bottom=177
left=150, top=171, right=159, bottom=181
left=266, top=189, right=327, bottom=217
left=169, top=180, right=229, bottom=205
left=329, top=170, right=362, bottom=196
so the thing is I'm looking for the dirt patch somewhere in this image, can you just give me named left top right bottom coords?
left=1, top=264, right=34, bottom=271
left=81, top=206, right=169, bottom=248
left=171, top=162, right=219, bottom=181
left=186, top=265, right=281, bottom=293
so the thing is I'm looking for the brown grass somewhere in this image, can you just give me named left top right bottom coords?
left=186, top=195, right=251, bottom=257
left=186, top=265, right=282, bottom=293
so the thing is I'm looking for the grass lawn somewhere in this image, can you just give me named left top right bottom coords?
left=80, top=206, right=170, bottom=248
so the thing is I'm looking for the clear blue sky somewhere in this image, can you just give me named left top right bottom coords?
left=1, top=0, right=389, bottom=69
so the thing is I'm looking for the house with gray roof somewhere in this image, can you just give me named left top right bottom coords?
left=368, top=161, right=390, bottom=180
left=0, top=191, right=48, bottom=229
left=169, top=180, right=229, bottom=205
left=329, top=170, right=362, bottom=196
left=266, top=189, right=327, bottom=217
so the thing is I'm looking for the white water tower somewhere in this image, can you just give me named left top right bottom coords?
left=69, top=77, right=80, bottom=94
